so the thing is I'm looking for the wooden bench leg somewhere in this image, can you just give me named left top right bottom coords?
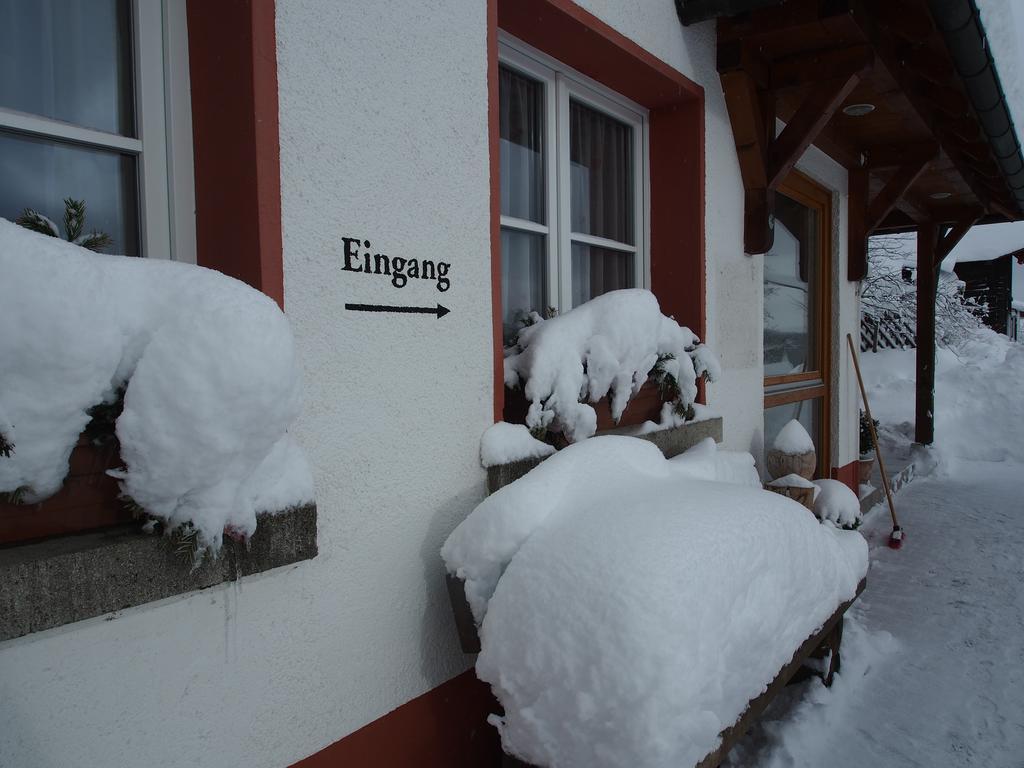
left=821, top=617, right=844, bottom=687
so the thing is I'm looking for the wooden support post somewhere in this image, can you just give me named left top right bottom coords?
left=848, top=166, right=869, bottom=281
left=915, top=222, right=940, bottom=445
left=721, top=70, right=775, bottom=253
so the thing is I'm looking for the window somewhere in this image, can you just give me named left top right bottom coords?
left=763, top=171, right=832, bottom=475
left=498, top=35, right=648, bottom=343
left=0, top=0, right=194, bottom=260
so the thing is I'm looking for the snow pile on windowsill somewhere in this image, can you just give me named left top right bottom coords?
left=442, top=436, right=867, bottom=768
left=504, top=289, right=720, bottom=443
left=480, top=422, right=556, bottom=468
left=0, top=219, right=314, bottom=549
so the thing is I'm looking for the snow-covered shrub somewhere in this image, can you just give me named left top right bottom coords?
left=811, top=478, right=861, bottom=528
left=0, top=218, right=313, bottom=551
left=503, top=289, right=719, bottom=443
left=862, top=235, right=985, bottom=350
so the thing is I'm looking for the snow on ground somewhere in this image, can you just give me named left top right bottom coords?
left=443, top=437, right=866, bottom=768
left=859, top=328, right=1024, bottom=468
left=0, top=219, right=313, bottom=549
left=728, top=462, right=1024, bottom=768
left=727, top=329, right=1024, bottom=767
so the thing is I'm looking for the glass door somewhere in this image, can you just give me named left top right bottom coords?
left=763, top=171, right=832, bottom=476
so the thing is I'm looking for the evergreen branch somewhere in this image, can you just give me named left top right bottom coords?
left=0, top=431, right=12, bottom=458
left=63, top=198, right=86, bottom=242
left=1, top=486, right=29, bottom=505
left=15, top=209, right=60, bottom=237
left=76, top=231, right=113, bottom=252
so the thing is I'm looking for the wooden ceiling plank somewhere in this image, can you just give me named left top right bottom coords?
left=865, top=142, right=939, bottom=169
left=768, top=71, right=863, bottom=189
left=852, top=13, right=1006, bottom=215
left=769, top=44, right=874, bottom=89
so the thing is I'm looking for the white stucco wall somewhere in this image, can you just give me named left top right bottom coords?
left=570, top=0, right=763, bottom=456
left=0, top=4, right=491, bottom=768
left=0, top=4, right=862, bottom=768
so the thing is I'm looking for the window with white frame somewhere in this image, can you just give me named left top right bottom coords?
left=499, top=36, right=648, bottom=344
left=0, top=0, right=194, bottom=260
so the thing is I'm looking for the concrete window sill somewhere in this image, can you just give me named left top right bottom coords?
left=0, top=504, right=317, bottom=642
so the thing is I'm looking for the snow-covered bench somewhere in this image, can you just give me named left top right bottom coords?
left=443, top=436, right=868, bottom=768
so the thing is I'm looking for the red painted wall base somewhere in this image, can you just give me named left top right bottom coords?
left=831, top=461, right=859, bottom=494
left=290, top=671, right=502, bottom=767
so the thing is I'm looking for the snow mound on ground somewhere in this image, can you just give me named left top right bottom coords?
left=480, top=422, right=556, bottom=468
left=812, top=479, right=860, bottom=527
left=443, top=435, right=868, bottom=768
left=503, top=289, right=718, bottom=442
left=860, top=327, right=1024, bottom=468
left=0, top=219, right=313, bottom=549
left=774, top=419, right=815, bottom=455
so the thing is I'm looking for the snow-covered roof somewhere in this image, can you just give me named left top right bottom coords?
left=943, top=221, right=1024, bottom=266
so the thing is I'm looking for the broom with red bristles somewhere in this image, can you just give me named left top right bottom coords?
left=847, top=334, right=904, bottom=549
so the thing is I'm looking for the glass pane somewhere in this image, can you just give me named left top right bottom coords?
left=0, top=0, right=134, bottom=136
left=499, top=66, right=544, bottom=224
left=570, top=100, right=633, bottom=243
left=765, top=397, right=822, bottom=473
left=502, top=227, right=546, bottom=344
left=571, top=241, right=634, bottom=307
left=764, top=194, right=820, bottom=377
left=0, top=130, right=139, bottom=255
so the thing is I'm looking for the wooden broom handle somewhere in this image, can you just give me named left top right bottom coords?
left=847, top=334, right=900, bottom=529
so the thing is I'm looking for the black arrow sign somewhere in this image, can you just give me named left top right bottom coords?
left=346, top=302, right=450, bottom=319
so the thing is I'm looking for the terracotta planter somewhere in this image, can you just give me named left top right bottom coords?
left=857, top=455, right=876, bottom=485
left=0, top=435, right=131, bottom=545
left=503, top=381, right=665, bottom=435
left=766, top=448, right=816, bottom=481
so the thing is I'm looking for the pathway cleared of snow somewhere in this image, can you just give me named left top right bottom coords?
left=729, top=459, right=1024, bottom=767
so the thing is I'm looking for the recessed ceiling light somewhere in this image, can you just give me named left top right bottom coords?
left=842, top=103, right=876, bottom=117
left=930, top=191, right=953, bottom=199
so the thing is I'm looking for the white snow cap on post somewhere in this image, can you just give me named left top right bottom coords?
left=773, top=419, right=815, bottom=455
left=503, top=289, right=718, bottom=443
left=0, top=218, right=313, bottom=549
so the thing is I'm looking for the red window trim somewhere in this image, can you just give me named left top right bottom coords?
left=489, top=0, right=706, bottom=421
left=186, top=0, right=284, bottom=308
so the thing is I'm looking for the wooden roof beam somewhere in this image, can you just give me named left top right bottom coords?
left=934, top=212, right=982, bottom=266
left=768, top=71, right=864, bottom=188
left=867, top=148, right=937, bottom=231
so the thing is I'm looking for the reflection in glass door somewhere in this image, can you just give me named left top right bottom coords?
left=763, top=172, right=831, bottom=476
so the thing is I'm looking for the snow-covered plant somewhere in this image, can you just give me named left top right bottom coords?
left=859, top=410, right=878, bottom=458
left=16, top=198, right=113, bottom=252
left=0, top=218, right=313, bottom=553
left=862, top=235, right=985, bottom=350
left=503, top=289, right=720, bottom=443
